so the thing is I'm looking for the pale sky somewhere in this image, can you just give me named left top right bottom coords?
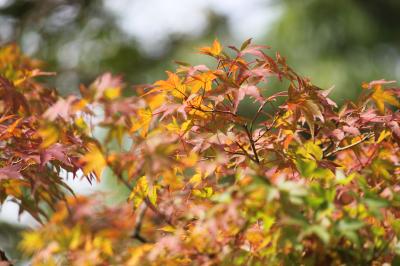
left=104, top=0, right=281, bottom=55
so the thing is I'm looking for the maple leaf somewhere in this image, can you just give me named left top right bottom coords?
left=91, top=72, right=123, bottom=100
left=199, top=39, right=222, bottom=56
left=153, top=71, right=186, bottom=99
left=38, top=123, right=60, bottom=148
left=146, top=92, right=166, bottom=111
left=0, top=164, right=23, bottom=180
left=164, top=117, right=192, bottom=135
left=186, top=71, right=216, bottom=93
left=130, top=109, right=152, bottom=137
left=10, top=40, right=400, bottom=266
left=40, top=143, right=70, bottom=166
left=370, top=83, right=400, bottom=113
left=80, top=143, right=106, bottom=181
left=43, top=95, right=79, bottom=121
left=129, top=175, right=158, bottom=208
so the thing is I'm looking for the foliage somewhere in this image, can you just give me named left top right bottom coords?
left=1, top=40, right=400, bottom=265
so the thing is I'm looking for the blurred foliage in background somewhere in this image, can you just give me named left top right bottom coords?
left=1, top=0, right=400, bottom=263
left=268, top=0, right=400, bottom=102
left=1, top=0, right=400, bottom=101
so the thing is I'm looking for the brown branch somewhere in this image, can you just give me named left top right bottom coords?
left=250, top=100, right=269, bottom=132
left=324, top=132, right=375, bottom=158
left=116, top=172, right=133, bottom=190
left=144, top=197, right=174, bottom=226
left=234, top=140, right=258, bottom=163
left=224, top=149, right=249, bottom=157
left=254, top=115, right=279, bottom=143
left=188, top=105, right=238, bottom=117
left=243, top=125, right=260, bottom=164
left=131, top=203, right=148, bottom=243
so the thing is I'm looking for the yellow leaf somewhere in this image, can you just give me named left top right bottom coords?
left=104, top=87, right=121, bottom=100
left=20, top=231, right=44, bottom=252
left=154, top=71, right=186, bottom=99
left=129, top=176, right=158, bottom=208
left=297, top=141, right=323, bottom=161
left=192, top=189, right=203, bottom=197
left=181, top=152, right=198, bottom=167
left=159, top=225, right=176, bottom=233
left=148, top=184, right=158, bottom=206
left=377, top=130, right=391, bottom=143
left=165, top=117, right=180, bottom=132
left=127, top=244, right=153, bottom=265
left=199, top=39, right=222, bottom=56
left=162, top=170, right=184, bottom=190
left=69, top=227, right=82, bottom=250
left=7, top=117, right=22, bottom=134
left=165, top=118, right=192, bottom=135
left=74, top=117, right=88, bottom=132
left=192, top=187, right=213, bottom=198
left=181, top=119, right=192, bottom=132
left=147, top=92, right=165, bottom=111
left=130, top=109, right=152, bottom=137
left=189, top=173, right=202, bottom=187
left=80, top=143, right=106, bottom=181
left=371, top=85, right=400, bottom=113
left=186, top=72, right=216, bottom=93
left=93, top=236, right=113, bottom=256
left=38, top=123, right=60, bottom=148
left=204, top=187, right=213, bottom=198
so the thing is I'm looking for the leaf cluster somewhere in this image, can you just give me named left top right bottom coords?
left=1, top=40, right=400, bottom=265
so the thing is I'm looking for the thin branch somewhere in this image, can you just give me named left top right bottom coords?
left=116, top=172, right=133, bottom=190
left=144, top=197, right=174, bottom=226
left=188, top=105, right=238, bottom=117
left=131, top=203, right=148, bottom=243
left=254, top=115, right=279, bottom=143
left=324, top=132, right=375, bottom=158
left=250, top=100, right=269, bottom=132
left=234, top=140, right=258, bottom=163
left=243, top=125, right=260, bottom=164
left=224, top=149, right=249, bottom=157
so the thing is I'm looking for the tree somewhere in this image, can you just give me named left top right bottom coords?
left=1, top=39, right=400, bottom=265
left=267, top=0, right=400, bottom=102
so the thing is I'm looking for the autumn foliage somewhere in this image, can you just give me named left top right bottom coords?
left=1, top=39, right=400, bottom=265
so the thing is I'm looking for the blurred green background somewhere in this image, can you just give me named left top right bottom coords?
left=1, top=0, right=400, bottom=262
left=2, top=0, right=399, bottom=100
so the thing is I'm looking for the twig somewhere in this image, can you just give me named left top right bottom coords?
left=234, top=140, right=258, bottom=163
left=250, top=100, right=269, bottom=132
left=189, top=105, right=238, bottom=117
left=254, top=115, right=279, bottom=143
left=131, top=203, right=148, bottom=243
left=324, top=132, right=375, bottom=158
left=144, top=197, right=174, bottom=226
left=116, top=172, right=133, bottom=190
left=243, top=124, right=260, bottom=164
